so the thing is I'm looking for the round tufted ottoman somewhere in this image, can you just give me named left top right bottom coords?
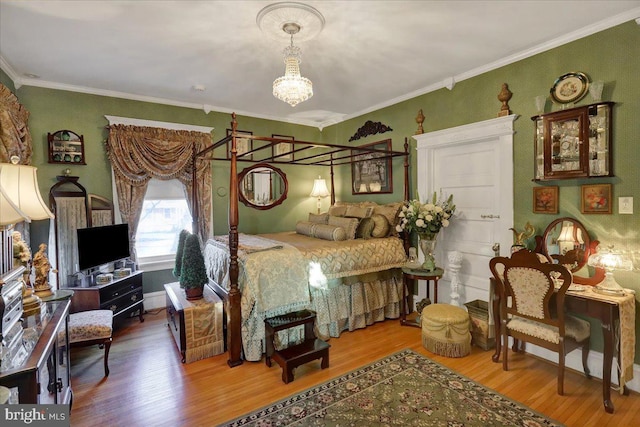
left=421, top=303, right=471, bottom=358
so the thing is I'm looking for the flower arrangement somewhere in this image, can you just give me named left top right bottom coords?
left=396, top=192, right=456, bottom=238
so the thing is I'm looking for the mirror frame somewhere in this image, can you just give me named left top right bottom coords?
left=535, top=217, right=605, bottom=286
left=237, top=163, right=288, bottom=210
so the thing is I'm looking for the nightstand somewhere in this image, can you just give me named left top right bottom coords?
left=401, top=267, right=444, bottom=327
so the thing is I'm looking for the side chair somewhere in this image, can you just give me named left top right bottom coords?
left=489, top=249, right=591, bottom=395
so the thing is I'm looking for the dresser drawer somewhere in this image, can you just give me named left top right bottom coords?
left=103, top=288, right=144, bottom=316
left=99, top=278, right=142, bottom=301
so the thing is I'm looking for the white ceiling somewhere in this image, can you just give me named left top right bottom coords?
left=1, top=1, right=639, bottom=129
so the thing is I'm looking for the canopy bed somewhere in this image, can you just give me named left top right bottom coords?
left=192, top=113, right=411, bottom=367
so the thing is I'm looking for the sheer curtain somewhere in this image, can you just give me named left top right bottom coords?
left=105, top=124, right=212, bottom=260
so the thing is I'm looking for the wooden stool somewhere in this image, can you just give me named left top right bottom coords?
left=264, top=310, right=330, bottom=384
left=421, top=303, right=471, bottom=358
left=61, top=309, right=113, bottom=376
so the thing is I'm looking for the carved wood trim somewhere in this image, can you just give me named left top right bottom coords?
left=348, top=120, right=393, bottom=142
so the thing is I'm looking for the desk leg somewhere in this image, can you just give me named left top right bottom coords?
left=433, top=279, right=438, bottom=304
left=602, top=320, right=615, bottom=414
left=400, top=275, right=408, bottom=325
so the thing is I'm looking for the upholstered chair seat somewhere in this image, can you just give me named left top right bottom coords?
left=59, top=309, right=113, bottom=377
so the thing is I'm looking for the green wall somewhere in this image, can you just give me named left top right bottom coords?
left=3, top=21, right=639, bottom=358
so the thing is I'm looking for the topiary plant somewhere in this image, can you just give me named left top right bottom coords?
left=179, top=233, right=207, bottom=300
left=173, top=229, right=190, bottom=282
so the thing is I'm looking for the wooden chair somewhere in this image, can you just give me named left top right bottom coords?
left=489, top=249, right=591, bottom=395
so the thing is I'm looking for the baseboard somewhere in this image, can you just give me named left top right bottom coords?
left=143, top=290, right=167, bottom=311
left=523, top=342, right=640, bottom=393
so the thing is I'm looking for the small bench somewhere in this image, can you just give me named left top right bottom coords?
left=60, top=309, right=113, bottom=376
left=264, top=310, right=330, bottom=384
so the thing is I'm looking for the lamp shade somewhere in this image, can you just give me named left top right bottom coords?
left=310, top=177, right=329, bottom=198
left=0, top=163, right=54, bottom=225
left=587, top=248, right=633, bottom=294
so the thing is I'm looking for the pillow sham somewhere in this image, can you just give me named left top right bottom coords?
left=345, top=205, right=374, bottom=219
left=373, top=202, right=403, bottom=236
left=308, top=212, right=329, bottom=224
left=328, top=215, right=359, bottom=240
left=370, top=214, right=390, bottom=238
left=328, top=205, right=347, bottom=217
left=355, top=217, right=374, bottom=239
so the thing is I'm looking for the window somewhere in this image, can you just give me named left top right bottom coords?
left=135, top=178, right=192, bottom=270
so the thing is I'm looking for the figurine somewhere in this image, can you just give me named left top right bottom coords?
left=33, top=243, right=55, bottom=297
left=509, top=222, right=535, bottom=253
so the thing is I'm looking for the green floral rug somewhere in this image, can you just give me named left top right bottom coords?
left=219, top=349, right=563, bottom=427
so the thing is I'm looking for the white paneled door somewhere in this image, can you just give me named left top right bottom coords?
left=414, top=115, right=517, bottom=306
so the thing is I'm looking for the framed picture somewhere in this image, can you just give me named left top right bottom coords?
left=351, top=139, right=393, bottom=195
left=581, top=183, right=612, bottom=214
left=226, top=129, right=253, bottom=160
left=533, top=186, right=558, bottom=214
left=271, top=134, right=294, bottom=161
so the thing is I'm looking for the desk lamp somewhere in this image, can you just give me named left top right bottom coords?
left=587, top=246, right=633, bottom=295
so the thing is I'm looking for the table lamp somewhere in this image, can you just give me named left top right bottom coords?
left=587, top=247, right=633, bottom=295
left=309, top=176, right=330, bottom=214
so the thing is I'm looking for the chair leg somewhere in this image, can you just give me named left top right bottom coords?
left=558, top=344, right=565, bottom=395
left=581, top=337, right=591, bottom=379
left=502, top=328, right=509, bottom=372
left=103, top=338, right=112, bottom=377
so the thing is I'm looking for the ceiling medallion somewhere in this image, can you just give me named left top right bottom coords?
left=259, top=3, right=324, bottom=107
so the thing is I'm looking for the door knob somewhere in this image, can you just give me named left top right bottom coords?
left=492, top=243, right=500, bottom=256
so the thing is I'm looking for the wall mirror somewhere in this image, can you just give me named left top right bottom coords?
left=536, top=217, right=604, bottom=285
left=238, top=163, right=288, bottom=210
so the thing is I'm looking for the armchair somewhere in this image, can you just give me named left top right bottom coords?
left=489, top=249, right=591, bottom=395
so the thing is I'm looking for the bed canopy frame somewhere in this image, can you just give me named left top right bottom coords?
left=192, top=113, right=410, bottom=367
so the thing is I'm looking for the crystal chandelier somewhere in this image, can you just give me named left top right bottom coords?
left=272, top=23, right=313, bottom=107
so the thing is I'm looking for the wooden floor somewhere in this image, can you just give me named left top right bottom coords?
left=68, top=309, right=640, bottom=427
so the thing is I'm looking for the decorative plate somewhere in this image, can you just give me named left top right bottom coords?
left=550, top=72, right=589, bottom=104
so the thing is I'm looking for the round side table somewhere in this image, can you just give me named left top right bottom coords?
left=400, top=266, right=444, bottom=327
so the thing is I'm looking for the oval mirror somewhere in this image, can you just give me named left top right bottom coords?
left=238, top=163, right=288, bottom=210
left=540, top=217, right=604, bottom=285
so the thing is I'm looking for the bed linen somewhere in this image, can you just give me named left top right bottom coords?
left=203, top=232, right=407, bottom=361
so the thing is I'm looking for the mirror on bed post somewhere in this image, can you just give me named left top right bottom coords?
left=227, top=112, right=243, bottom=367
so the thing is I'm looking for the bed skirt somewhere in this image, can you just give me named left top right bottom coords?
left=241, top=269, right=404, bottom=361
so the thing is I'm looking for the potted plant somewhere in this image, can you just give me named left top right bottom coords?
left=172, top=229, right=190, bottom=283
left=179, top=234, right=207, bottom=300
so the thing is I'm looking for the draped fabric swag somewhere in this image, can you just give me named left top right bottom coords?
left=0, top=83, right=33, bottom=165
left=105, top=125, right=212, bottom=257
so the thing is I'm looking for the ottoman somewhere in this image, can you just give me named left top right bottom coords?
left=421, top=303, right=471, bottom=358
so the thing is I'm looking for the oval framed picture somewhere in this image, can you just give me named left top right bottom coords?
left=550, top=72, right=589, bottom=104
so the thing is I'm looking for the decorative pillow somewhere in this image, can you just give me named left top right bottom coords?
left=373, top=202, right=403, bottom=236
left=296, top=221, right=317, bottom=236
left=328, top=205, right=347, bottom=217
left=308, top=212, right=329, bottom=224
left=328, top=215, right=359, bottom=240
left=370, top=214, right=390, bottom=238
left=345, top=205, right=374, bottom=219
left=313, top=224, right=347, bottom=241
left=355, top=217, right=375, bottom=239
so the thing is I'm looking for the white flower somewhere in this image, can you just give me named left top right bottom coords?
left=415, top=219, right=425, bottom=227
left=442, top=219, right=449, bottom=227
left=398, top=211, right=405, bottom=218
left=425, top=214, right=433, bottom=221
left=396, top=224, right=403, bottom=232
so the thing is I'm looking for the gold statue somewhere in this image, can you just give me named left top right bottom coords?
left=509, top=222, right=535, bottom=247
left=33, top=243, right=55, bottom=297
left=415, top=109, right=425, bottom=135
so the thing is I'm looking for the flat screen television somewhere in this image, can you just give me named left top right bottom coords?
left=77, top=223, right=130, bottom=272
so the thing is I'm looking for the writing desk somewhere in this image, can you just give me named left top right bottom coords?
left=490, top=278, right=635, bottom=413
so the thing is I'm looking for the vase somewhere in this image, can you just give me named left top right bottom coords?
left=418, top=233, right=438, bottom=271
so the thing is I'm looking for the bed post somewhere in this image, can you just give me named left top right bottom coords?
left=330, top=155, right=335, bottom=205
left=227, top=112, right=243, bottom=367
left=403, top=137, right=411, bottom=254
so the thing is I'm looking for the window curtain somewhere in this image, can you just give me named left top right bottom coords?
left=105, top=125, right=212, bottom=260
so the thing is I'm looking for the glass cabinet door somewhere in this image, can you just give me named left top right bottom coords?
left=533, top=102, right=613, bottom=181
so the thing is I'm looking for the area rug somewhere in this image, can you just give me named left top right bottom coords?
left=218, top=349, right=563, bottom=427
